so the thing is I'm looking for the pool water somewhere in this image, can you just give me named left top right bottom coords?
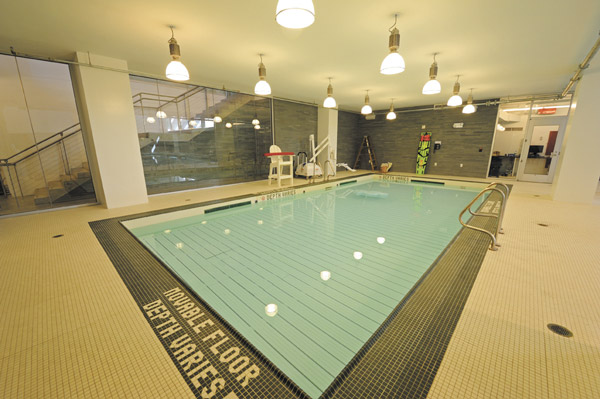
left=129, top=180, right=481, bottom=398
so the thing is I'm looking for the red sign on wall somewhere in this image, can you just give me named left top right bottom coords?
left=537, top=108, right=556, bottom=115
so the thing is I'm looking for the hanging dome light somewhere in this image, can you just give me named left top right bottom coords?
left=189, top=120, right=198, bottom=127
left=361, top=91, right=373, bottom=115
left=225, top=122, right=232, bottom=128
left=165, top=26, right=190, bottom=81
left=254, top=124, right=261, bottom=130
left=146, top=116, right=156, bottom=124
left=380, top=14, right=405, bottom=75
left=497, top=123, right=506, bottom=131
left=462, top=89, right=477, bottom=114
left=276, top=0, right=315, bottom=29
left=447, top=76, right=463, bottom=107
left=252, top=114, right=260, bottom=125
left=254, top=54, right=272, bottom=95
left=156, top=110, right=167, bottom=119
left=214, top=115, right=222, bottom=123
left=422, top=53, right=441, bottom=94
left=323, top=78, right=337, bottom=108
left=386, top=99, right=397, bottom=120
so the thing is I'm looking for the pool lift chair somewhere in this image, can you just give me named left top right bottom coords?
left=296, top=134, right=340, bottom=181
left=266, top=144, right=294, bottom=187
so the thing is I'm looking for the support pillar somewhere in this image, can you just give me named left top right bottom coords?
left=317, top=107, right=338, bottom=176
left=552, top=56, right=600, bottom=203
left=71, top=52, right=148, bottom=208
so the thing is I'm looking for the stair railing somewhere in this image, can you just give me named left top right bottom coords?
left=0, top=125, right=82, bottom=200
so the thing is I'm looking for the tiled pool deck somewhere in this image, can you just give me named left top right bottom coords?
left=1, top=171, right=599, bottom=398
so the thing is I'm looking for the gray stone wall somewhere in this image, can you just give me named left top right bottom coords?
left=337, top=111, right=363, bottom=168
left=273, top=99, right=318, bottom=156
left=357, top=104, right=498, bottom=178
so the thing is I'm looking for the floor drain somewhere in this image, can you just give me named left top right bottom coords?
left=52, top=234, right=64, bottom=238
left=537, top=223, right=549, bottom=227
left=547, top=323, right=573, bottom=338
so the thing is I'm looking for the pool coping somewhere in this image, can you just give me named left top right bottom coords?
left=89, top=174, right=508, bottom=399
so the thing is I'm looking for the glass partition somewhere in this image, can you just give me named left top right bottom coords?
left=130, top=76, right=273, bottom=194
left=0, top=55, right=95, bottom=216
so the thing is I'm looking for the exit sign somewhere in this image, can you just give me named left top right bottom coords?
left=537, top=108, right=556, bottom=115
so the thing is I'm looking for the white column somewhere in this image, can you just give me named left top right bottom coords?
left=552, top=56, right=600, bottom=203
left=71, top=52, right=148, bottom=208
left=317, top=107, right=338, bottom=176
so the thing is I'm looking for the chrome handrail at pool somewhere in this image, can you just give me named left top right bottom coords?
left=459, top=186, right=507, bottom=251
left=484, top=182, right=510, bottom=233
left=323, top=160, right=334, bottom=181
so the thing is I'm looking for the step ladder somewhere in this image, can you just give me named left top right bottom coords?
left=353, top=136, right=377, bottom=171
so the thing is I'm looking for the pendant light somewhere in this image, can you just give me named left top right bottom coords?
left=380, top=14, right=405, bottom=75
left=276, top=0, right=315, bottom=29
left=323, top=78, right=337, bottom=108
left=462, top=89, right=477, bottom=114
left=361, top=91, right=373, bottom=115
left=422, top=53, right=441, bottom=95
left=386, top=99, right=397, bottom=120
left=447, top=76, right=463, bottom=107
left=146, top=116, right=156, bottom=124
left=165, top=26, right=190, bottom=81
left=251, top=100, right=260, bottom=125
left=155, top=80, right=167, bottom=119
left=254, top=54, right=272, bottom=96
left=254, top=124, right=261, bottom=130
left=225, top=122, right=233, bottom=128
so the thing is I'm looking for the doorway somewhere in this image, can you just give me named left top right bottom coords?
left=517, top=116, right=566, bottom=183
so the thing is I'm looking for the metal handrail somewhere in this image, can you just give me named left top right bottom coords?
left=459, top=186, right=507, bottom=251
left=485, top=182, right=510, bottom=234
left=0, top=123, right=80, bottom=163
left=0, top=129, right=81, bottom=166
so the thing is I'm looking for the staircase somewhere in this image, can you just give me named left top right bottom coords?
left=33, top=161, right=94, bottom=205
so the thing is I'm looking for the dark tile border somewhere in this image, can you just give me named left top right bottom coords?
left=89, top=176, right=508, bottom=399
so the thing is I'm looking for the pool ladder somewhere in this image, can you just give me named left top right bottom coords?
left=459, top=182, right=510, bottom=251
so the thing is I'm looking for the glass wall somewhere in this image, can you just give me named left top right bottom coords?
left=489, top=96, right=572, bottom=182
left=0, top=55, right=95, bottom=216
left=130, top=76, right=273, bottom=194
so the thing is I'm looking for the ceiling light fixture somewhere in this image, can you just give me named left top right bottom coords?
left=165, top=26, right=190, bottom=81
left=497, top=123, right=506, bottom=131
left=211, top=90, right=222, bottom=123
left=447, top=75, right=463, bottom=107
left=380, top=14, right=405, bottom=75
left=323, top=77, right=337, bottom=108
left=254, top=54, right=272, bottom=96
left=226, top=122, right=232, bottom=128
left=462, top=89, right=477, bottom=114
left=252, top=114, right=260, bottom=125
left=146, top=116, right=156, bottom=124
left=361, top=90, right=373, bottom=115
left=189, top=120, right=198, bottom=127
left=156, top=110, right=167, bottom=119
left=276, top=0, right=315, bottom=29
left=422, top=53, right=441, bottom=94
left=254, top=124, right=261, bottom=130
left=386, top=99, right=397, bottom=120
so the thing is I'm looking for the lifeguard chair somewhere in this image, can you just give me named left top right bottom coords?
left=265, top=145, right=294, bottom=187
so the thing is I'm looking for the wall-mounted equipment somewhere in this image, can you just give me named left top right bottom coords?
left=434, top=141, right=442, bottom=152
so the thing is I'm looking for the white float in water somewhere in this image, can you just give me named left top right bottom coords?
left=353, top=251, right=363, bottom=260
left=265, top=303, right=278, bottom=317
left=176, top=242, right=183, bottom=249
left=164, top=229, right=171, bottom=234
left=258, top=220, right=263, bottom=225
left=224, top=229, right=231, bottom=235
left=201, top=221, right=207, bottom=225
left=320, top=271, right=331, bottom=281
left=377, top=237, right=386, bottom=244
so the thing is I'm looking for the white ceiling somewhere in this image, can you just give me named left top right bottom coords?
left=1, top=0, right=599, bottom=111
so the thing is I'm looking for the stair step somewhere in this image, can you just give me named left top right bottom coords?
left=71, top=167, right=90, bottom=179
left=34, top=188, right=50, bottom=205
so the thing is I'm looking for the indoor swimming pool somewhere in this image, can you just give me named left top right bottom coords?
left=125, top=178, right=483, bottom=398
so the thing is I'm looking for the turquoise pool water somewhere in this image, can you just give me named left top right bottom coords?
left=129, top=180, right=481, bottom=398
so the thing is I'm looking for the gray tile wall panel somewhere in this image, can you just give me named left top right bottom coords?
left=357, top=104, right=498, bottom=177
